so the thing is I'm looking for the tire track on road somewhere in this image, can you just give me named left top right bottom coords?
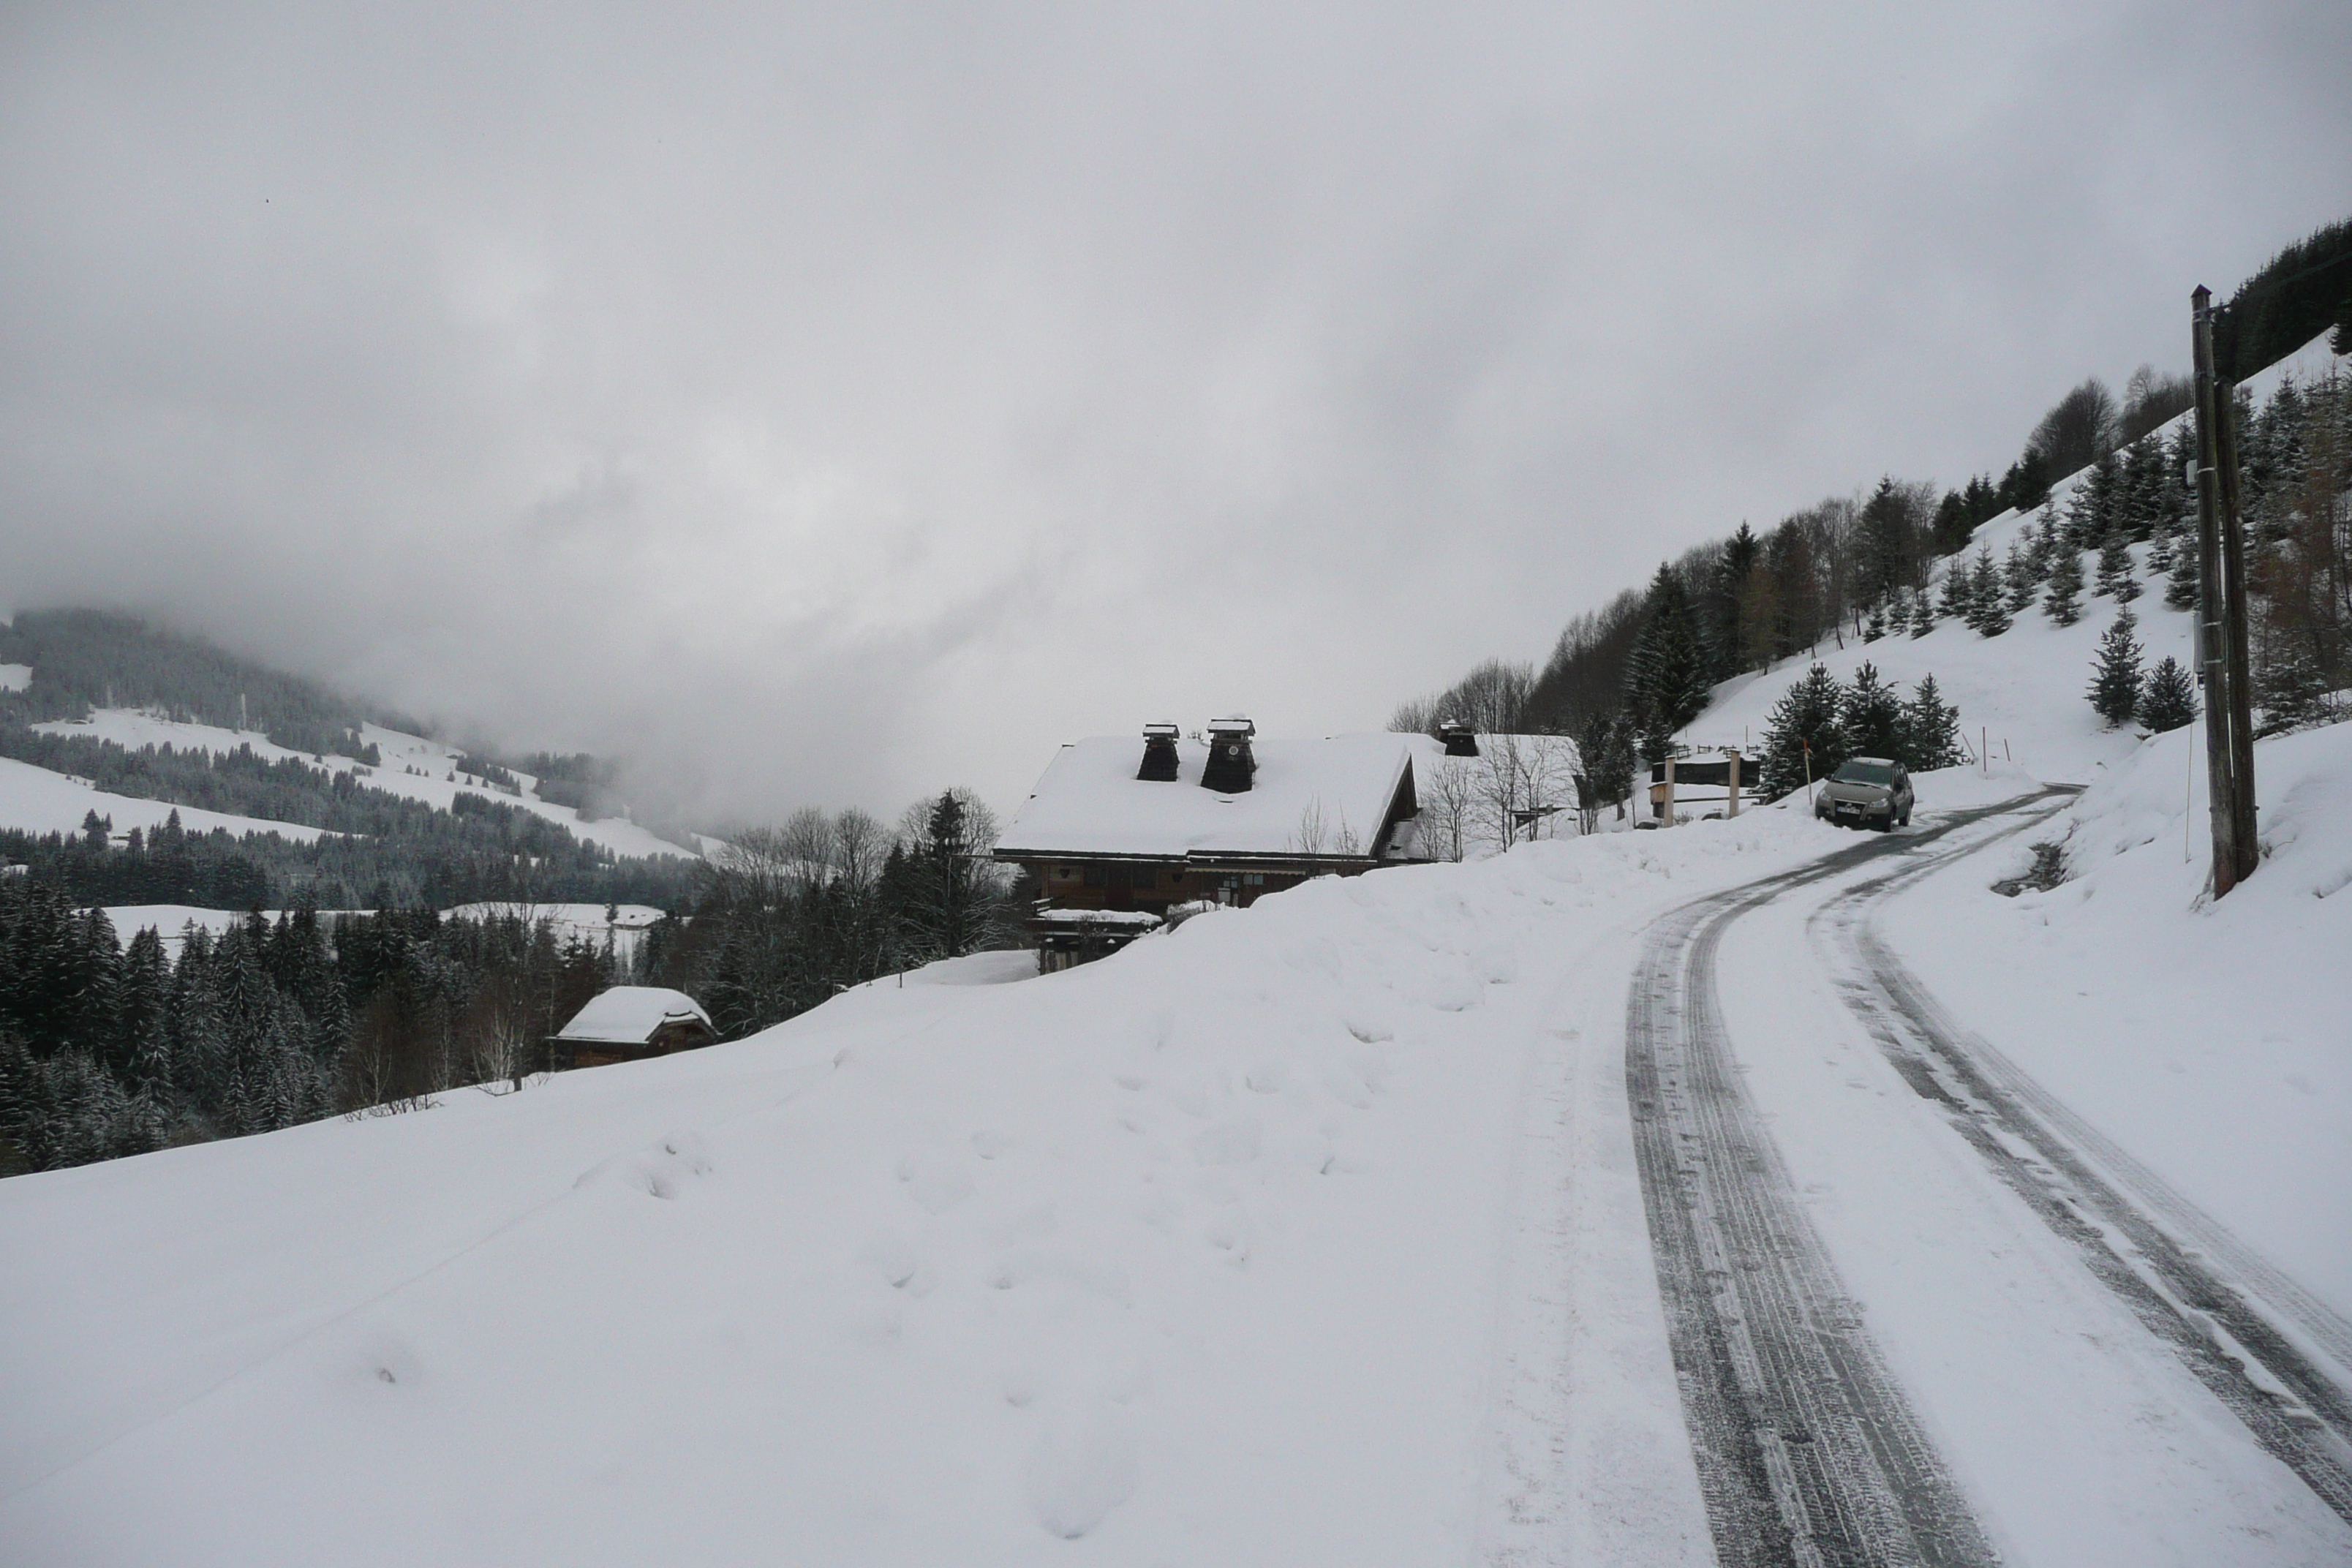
left=1626, top=796, right=2055, bottom=1567
left=1812, top=844, right=2352, bottom=1526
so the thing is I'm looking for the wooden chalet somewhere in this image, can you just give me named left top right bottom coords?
left=551, top=986, right=718, bottom=1068
left=994, top=717, right=1433, bottom=968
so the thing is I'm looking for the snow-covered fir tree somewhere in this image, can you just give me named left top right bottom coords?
left=2164, top=535, right=2199, bottom=611
left=1757, top=663, right=1848, bottom=799
left=2044, top=546, right=2086, bottom=625
left=1842, top=661, right=1904, bottom=759
left=2138, top=656, right=2196, bottom=733
left=2094, top=529, right=2140, bottom=603
left=1897, top=674, right=1967, bottom=769
left=1967, top=546, right=2011, bottom=635
left=2065, top=451, right=2118, bottom=548
left=1938, top=556, right=1976, bottom=623
left=1623, top=564, right=1714, bottom=761
left=2003, top=535, right=2039, bottom=614
left=1907, top=586, right=1936, bottom=638
left=2088, top=608, right=2144, bottom=728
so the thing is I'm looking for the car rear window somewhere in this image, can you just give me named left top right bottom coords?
left=1832, top=761, right=1894, bottom=785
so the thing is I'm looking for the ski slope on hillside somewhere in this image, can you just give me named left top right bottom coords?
left=20, top=709, right=693, bottom=861
left=0, top=755, right=331, bottom=844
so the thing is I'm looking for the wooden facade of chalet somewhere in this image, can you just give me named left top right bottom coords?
left=994, top=720, right=1427, bottom=969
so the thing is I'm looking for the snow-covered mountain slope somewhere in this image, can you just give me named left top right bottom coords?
left=0, top=755, right=331, bottom=843
left=1689, top=326, right=2347, bottom=788
left=23, top=708, right=693, bottom=861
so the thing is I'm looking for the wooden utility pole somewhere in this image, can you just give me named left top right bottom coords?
left=1725, top=748, right=1741, bottom=818
left=2212, top=349, right=2260, bottom=882
left=2189, top=285, right=2258, bottom=895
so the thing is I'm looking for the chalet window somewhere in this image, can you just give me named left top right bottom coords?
left=1055, top=867, right=1075, bottom=880
left=1131, top=867, right=1152, bottom=886
left=1084, top=867, right=1107, bottom=887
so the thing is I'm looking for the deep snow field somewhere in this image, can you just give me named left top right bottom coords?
left=2, top=807, right=1854, bottom=1567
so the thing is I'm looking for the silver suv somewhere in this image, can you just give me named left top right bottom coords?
left=1815, top=757, right=1912, bottom=830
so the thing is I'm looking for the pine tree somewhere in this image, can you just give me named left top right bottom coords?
left=2088, top=609, right=2144, bottom=728
left=2117, top=437, right=2166, bottom=543
left=1907, top=587, right=1936, bottom=638
left=1756, top=663, right=1848, bottom=800
left=1863, top=601, right=1888, bottom=642
left=2093, top=529, right=2139, bottom=602
left=1896, top=674, right=1965, bottom=769
left=1708, top=525, right=1763, bottom=683
left=113, top=926, right=171, bottom=1086
left=2027, top=505, right=2059, bottom=578
left=1855, top=478, right=1917, bottom=608
left=2003, top=535, right=2039, bottom=614
left=1577, top=707, right=1637, bottom=823
left=1842, top=662, right=1904, bottom=760
left=2065, top=452, right=2117, bottom=548
left=2163, top=536, right=2199, bottom=611
left=2138, top=656, right=2196, bottom=733
left=1624, top=565, right=1714, bottom=758
left=1937, top=557, right=1976, bottom=623
left=2044, top=546, right=2085, bottom=625
left=2255, top=645, right=2332, bottom=736
left=1967, top=546, right=2010, bottom=635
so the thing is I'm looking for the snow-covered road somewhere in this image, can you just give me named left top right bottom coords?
left=1684, top=799, right=2352, bottom=1566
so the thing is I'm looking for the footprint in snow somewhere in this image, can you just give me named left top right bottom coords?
left=895, top=1151, right=975, bottom=1213
left=575, top=1131, right=713, bottom=1200
left=1027, top=1401, right=1139, bottom=1540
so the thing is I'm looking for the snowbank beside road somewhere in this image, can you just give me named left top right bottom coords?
left=1880, top=718, right=2352, bottom=1316
left=0, top=811, right=1842, bottom=1568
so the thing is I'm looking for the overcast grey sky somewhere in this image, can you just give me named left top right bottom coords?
left=3, top=0, right=2347, bottom=824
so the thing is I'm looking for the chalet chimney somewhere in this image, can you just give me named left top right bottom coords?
left=1137, top=723, right=1181, bottom=781
left=1437, top=720, right=1479, bottom=758
left=1200, top=717, right=1256, bottom=793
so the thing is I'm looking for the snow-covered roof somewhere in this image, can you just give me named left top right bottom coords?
left=554, top=987, right=713, bottom=1044
left=1032, top=908, right=1163, bottom=927
left=998, top=733, right=1419, bottom=862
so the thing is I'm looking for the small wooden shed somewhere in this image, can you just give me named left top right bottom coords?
left=552, top=986, right=717, bottom=1069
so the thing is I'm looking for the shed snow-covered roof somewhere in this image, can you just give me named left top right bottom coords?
left=554, top=987, right=713, bottom=1044
left=997, top=733, right=1418, bottom=861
